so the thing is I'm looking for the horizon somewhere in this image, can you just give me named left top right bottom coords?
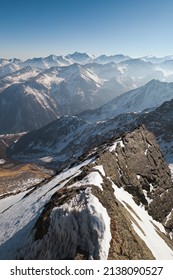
left=2, top=51, right=173, bottom=61
left=1, top=0, right=173, bottom=60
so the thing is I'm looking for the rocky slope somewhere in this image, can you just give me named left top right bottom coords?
left=137, top=99, right=173, bottom=162
left=7, top=114, right=136, bottom=168
left=1, top=126, right=173, bottom=259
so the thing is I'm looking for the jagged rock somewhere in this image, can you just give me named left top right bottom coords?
left=98, top=126, right=173, bottom=225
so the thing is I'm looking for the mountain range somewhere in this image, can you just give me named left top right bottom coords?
left=7, top=79, right=173, bottom=168
left=1, top=52, right=173, bottom=260
left=1, top=52, right=173, bottom=133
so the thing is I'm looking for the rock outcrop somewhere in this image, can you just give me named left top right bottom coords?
left=98, top=126, right=173, bottom=223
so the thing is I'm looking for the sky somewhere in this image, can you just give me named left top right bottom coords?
left=1, top=0, right=173, bottom=60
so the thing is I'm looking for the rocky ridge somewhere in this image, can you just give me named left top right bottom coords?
left=2, top=126, right=173, bottom=260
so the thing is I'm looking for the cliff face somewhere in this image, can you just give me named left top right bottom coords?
left=99, top=125, right=173, bottom=223
left=1, top=126, right=173, bottom=260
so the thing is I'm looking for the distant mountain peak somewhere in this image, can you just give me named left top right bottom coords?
left=66, top=52, right=95, bottom=62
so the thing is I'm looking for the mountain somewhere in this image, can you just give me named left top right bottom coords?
left=22, top=54, right=71, bottom=69
left=0, top=63, right=102, bottom=133
left=66, top=51, right=95, bottom=64
left=0, top=62, right=129, bottom=134
left=1, top=53, right=173, bottom=80
left=0, top=81, right=59, bottom=134
left=117, top=58, right=164, bottom=86
left=84, top=62, right=121, bottom=79
left=1, top=126, right=173, bottom=259
left=1, top=73, right=173, bottom=135
left=2, top=52, right=173, bottom=260
left=1, top=53, right=173, bottom=134
left=0, top=64, right=102, bottom=133
left=0, top=62, right=21, bottom=77
left=142, top=55, right=173, bottom=63
left=80, top=79, right=173, bottom=122
left=7, top=113, right=137, bottom=168
left=0, top=66, right=41, bottom=93
left=8, top=82, right=173, bottom=167
left=47, top=63, right=119, bottom=114
left=95, top=54, right=131, bottom=64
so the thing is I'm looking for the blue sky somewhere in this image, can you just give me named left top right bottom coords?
left=1, top=0, right=173, bottom=59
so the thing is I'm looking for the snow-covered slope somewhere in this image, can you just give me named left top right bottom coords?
left=0, top=61, right=129, bottom=133
left=7, top=114, right=137, bottom=167
left=66, top=51, right=95, bottom=64
left=0, top=158, right=94, bottom=259
left=94, top=54, right=131, bottom=64
left=80, top=79, right=173, bottom=122
left=0, top=66, right=41, bottom=93
left=0, top=81, right=59, bottom=134
left=0, top=62, right=21, bottom=77
left=112, top=182, right=173, bottom=259
left=0, top=63, right=102, bottom=133
left=22, top=54, right=71, bottom=69
left=1, top=126, right=173, bottom=259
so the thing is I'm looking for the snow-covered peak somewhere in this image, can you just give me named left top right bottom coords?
left=80, top=79, right=173, bottom=123
left=9, top=66, right=40, bottom=77
left=141, top=55, right=173, bottom=64
left=66, top=51, right=95, bottom=63
left=106, top=79, right=173, bottom=113
left=33, top=63, right=102, bottom=90
left=95, top=54, right=131, bottom=64
left=56, top=63, right=102, bottom=85
left=0, top=66, right=41, bottom=93
left=0, top=58, right=22, bottom=66
left=0, top=59, right=10, bottom=66
left=0, top=63, right=21, bottom=77
left=44, top=54, right=71, bottom=66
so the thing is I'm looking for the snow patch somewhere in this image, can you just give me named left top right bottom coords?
left=112, top=181, right=173, bottom=259
left=87, top=191, right=111, bottom=259
left=39, top=156, right=53, bottom=163
left=17, top=188, right=111, bottom=260
left=169, top=164, right=173, bottom=180
left=165, top=209, right=173, bottom=224
left=109, top=139, right=125, bottom=152
left=143, top=189, right=153, bottom=204
left=149, top=183, right=154, bottom=192
left=69, top=171, right=104, bottom=191
left=94, top=165, right=105, bottom=176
